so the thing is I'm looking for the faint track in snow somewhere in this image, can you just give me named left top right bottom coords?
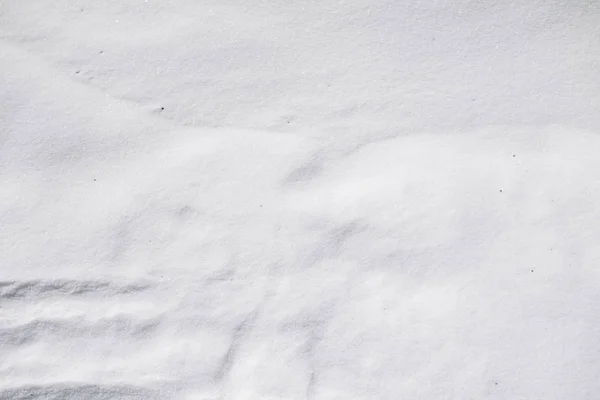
left=214, top=309, right=259, bottom=383
left=0, top=279, right=153, bottom=300
left=0, top=383, right=161, bottom=400
left=0, top=278, right=170, bottom=394
left=0, top=316, right=162, bottom=347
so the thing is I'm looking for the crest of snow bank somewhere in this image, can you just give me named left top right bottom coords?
left=287, top=126, right=600, bottom=251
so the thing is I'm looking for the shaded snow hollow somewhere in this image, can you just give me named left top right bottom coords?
left=1, top=1, right=600, bottom=399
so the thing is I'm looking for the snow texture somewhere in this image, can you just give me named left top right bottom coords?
left=1, top=0, right=600, bottom=399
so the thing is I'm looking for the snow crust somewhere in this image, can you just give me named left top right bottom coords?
left=2, top=1, right=600, bottom=398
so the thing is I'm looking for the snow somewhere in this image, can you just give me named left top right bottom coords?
left=1, top=0, right=600, bottom=399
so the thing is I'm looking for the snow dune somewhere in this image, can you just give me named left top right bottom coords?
left=1, top=1, right=600, bottom=399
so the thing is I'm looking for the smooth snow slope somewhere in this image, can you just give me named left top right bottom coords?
left=1, top=1, right=600, bottom=399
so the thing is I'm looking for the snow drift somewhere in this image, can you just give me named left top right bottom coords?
left=2, top=0, right=600, bottom=399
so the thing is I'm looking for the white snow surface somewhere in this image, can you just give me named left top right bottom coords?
left=2, top=0, right=600, bottom=399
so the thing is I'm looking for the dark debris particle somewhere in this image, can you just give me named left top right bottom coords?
left=500, top=190, right=503, bottom=192
left=531, top=269, right=534, bottom=272
left=160, top=107, right=165, bottom=111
